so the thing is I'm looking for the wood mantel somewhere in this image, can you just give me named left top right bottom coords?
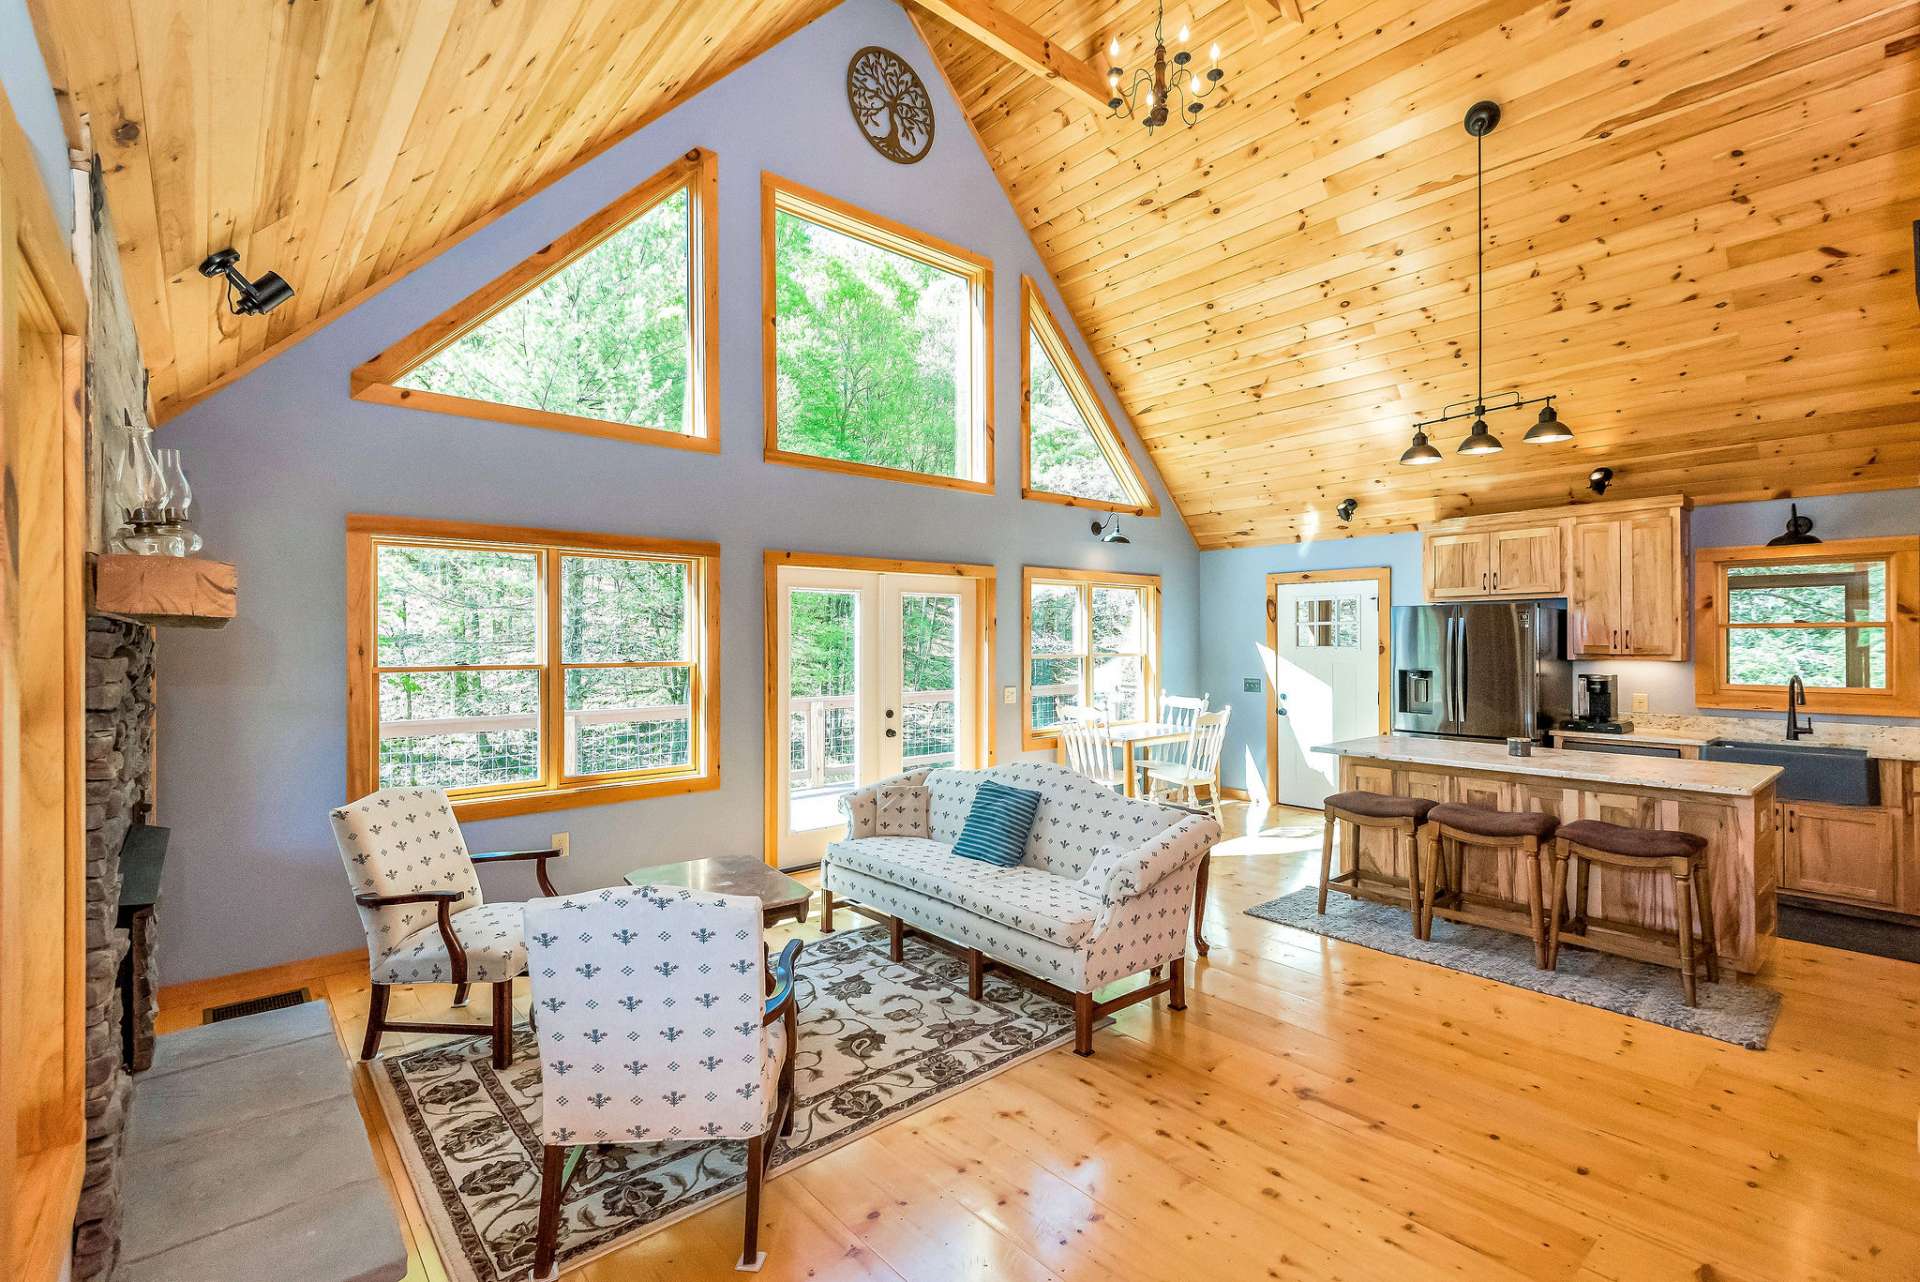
left=90, top=554, right=236, bottom=629
left=1319, top=736, right=1780, bottom=974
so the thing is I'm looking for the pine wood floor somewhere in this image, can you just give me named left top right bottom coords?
left=155, top=802, right=1920, bottom=1282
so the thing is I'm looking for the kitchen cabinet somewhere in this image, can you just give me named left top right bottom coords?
left=1424, top=524, right=1562, bottom=599
left=1427, top=532, right=1491, bottom=598
left=1569, top=503, right=1689, bottom=660
left=1780, top=801, right=1896, bottom=907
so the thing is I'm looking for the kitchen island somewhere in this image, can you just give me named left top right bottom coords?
left=1314, top=735, right=1783, bottom=973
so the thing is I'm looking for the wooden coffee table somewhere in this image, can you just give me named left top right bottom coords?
left=624, top=855, right=811, bottom=928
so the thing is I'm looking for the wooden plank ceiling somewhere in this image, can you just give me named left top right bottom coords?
left=37, top=0, right=1920, bottom=546
left=35, top=0, right=838, bottom=422
left=915, top=0, right=1920, bottom=545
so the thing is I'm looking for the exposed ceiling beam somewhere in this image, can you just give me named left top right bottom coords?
left=901, top=0, right=1110, bottom=113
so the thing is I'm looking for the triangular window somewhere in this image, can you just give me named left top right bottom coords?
left=352, top=150, right=717, bottom=451
left=1021, top=278, right=1156, bottom=514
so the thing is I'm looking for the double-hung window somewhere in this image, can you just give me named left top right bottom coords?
left=346, top=516, right=720, bottom=818
left=1023, top=568, right=1160, bottom=747
left=1695, top=536, right=1918, bottom=716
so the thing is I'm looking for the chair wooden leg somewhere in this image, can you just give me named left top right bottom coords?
left=1692, top=853, right=1721, bottom=983
left=1673, top=866, right=1698, bottom=1007
left=1072, top=992, right=1094, bottom=1057
left=491, top=981, right=514, bottom=1069
left=1570, top=853, right=1591, bottom=935
left=1192, top=853, right=1211, bottom=956
left=452, top=982, right=471, bottom=1007
left=360, top=983, right=390, bottom=1061
left=533, top=1144, right=566, bottom=1280
left=1317, top=812, right=1336, bottom=914
left=1167, top=958, right=1187, bottom=1011
left=1404, top=823, right=1423, bottom=937
left=1545, top=844, right=1570, bottom=969
left=1523, top=841, right=1548, bottom=969
left=966, top=948, right=984, bottom=1000
left=1417, top=827, right=1440, bottom=940
left=740, top=1134, right=765, bottom=1270
left=888, top=916, right=904, bottom=962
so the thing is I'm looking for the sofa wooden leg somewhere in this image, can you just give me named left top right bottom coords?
left=360, top=983, right=390, bottom=1061
left=1072, top=992, right=1094, bottom=1057
left=819, top=885, right=834, bottom=933
left=1168, top=958, right=1187, bottom=1011
left=491, top=981, right=514, bottom=1069
left=452, top=982, right=471, bottom=1007
left=967, top=948, right=984, bottom=999
left=1192, top=853, right=1211, bottom=956
left=532, top=1144, right=566, bottom=1280
left=888, top=916, right=904, bottom=963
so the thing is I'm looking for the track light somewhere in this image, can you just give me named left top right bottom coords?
left=1588, top=467, right=1614, bottom=496
left=198, top=248, right=295, bottom=316
left=1091, top=515, right=1130, bottom=544
left=1335, top=498, right=1358, bottom=523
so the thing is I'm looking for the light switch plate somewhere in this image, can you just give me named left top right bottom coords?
left=1631, top=693, right=1649, bottom=713
left=1002, top=685, right=1017, bottom=705
left=549, top=831, right=571, bottom=858
left=1243, top=676, right=1262, bottom=693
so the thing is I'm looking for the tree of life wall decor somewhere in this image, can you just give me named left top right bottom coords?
left=847, top=46, right=934, bottom=164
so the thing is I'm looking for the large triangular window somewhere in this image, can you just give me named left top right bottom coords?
left=1021, top=278, right=1156, bottom=514
left=353, top=150, right=718, bottom=451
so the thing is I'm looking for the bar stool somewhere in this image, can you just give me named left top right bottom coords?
left=1548, top=819, right=1718, bottom=1005
left=1319, top=791, right=1438, bottom=918
left=1417, top=803, right=1559, bottom=965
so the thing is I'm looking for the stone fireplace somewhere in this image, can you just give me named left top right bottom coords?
left=72, top=616, right=157, bottom=1282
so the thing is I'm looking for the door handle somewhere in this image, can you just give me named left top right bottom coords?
left=885, top=727, right=898, bottom=738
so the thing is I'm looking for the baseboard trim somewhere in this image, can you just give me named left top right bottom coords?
left=158, top=947, right=366, bottom=1019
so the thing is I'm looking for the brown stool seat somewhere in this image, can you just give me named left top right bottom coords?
left=1325, top=791, right=1437, bottom=822
left=1427, top=802, right=1558, bottom=842
left=1557, top=819, right=1705, bottom=859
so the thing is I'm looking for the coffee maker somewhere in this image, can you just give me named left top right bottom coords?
left=1564, top=673, right=1632, bottom=733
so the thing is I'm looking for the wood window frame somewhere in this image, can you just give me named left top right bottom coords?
left=1694, top=536, right=1920, bottom=717
left=760, top=550, right=997, bottom=863
left=761, top=172, right=995, bottom=494
left=351, top=148, right=721, bottom=452
left=1019, top=277, right=1157, bottom=516
left=345, top=515, right=721, bottom=821
left=1020, top=566, right=1161, bottom=751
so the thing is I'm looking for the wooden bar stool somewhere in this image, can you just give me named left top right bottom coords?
left=1417, top=803, right=1559, bottom=965
left=1319, top=791, right=1438, bottom=921
left=1548, top=819, right=1718, bottom=1005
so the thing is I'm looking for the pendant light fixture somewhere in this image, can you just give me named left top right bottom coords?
left=1397, top=102, right=1573, bottom=464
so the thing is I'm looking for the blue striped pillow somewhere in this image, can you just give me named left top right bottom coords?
left=951, top=781, right=1041, bottom=867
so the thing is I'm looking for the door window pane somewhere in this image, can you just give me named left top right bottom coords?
left=901, top=594, right=958, bottom=770
left=378, top=670, right=540, bottom=789
left=788, top=589, right=859, bottom=827
left=376, top=545, right=539, bottom=666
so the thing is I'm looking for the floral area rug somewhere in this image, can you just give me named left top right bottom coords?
left=370, top=923, right=1077, bottom=1281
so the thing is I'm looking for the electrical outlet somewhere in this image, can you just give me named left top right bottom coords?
left=1002, top=685, right=1017, bottom=705
left=1631, top=692, right=1649, bottom=714
left=1243, top=676, right=1262, bottom=693
left=549, top=831, right=570, bottom=858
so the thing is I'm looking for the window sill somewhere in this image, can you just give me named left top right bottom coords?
left=353, top=381, right=720, bottom=453
left=1695, top=689, right=1920, bottom=718
left=450, top=771, right=719, bottom=821
left=1020, top=486, right=1159, bottom=517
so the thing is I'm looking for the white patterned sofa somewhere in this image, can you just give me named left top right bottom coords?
left=821, top=762, right=1220, bottom=1055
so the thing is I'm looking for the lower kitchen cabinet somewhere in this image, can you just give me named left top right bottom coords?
left=1779, top=801, right=1897, bottom=907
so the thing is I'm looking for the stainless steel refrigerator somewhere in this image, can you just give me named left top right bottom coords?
left=1391, top=602, right=1572, bottom=742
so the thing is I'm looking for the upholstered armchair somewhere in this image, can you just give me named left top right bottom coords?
left=524, top=886, right=800, bottom=1277
left=329, top=785, right=564, bottom=1068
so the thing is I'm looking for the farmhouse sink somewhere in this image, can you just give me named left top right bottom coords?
left=1699, top=739, right=1880, bottom=806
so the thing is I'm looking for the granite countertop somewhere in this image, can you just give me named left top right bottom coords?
left=1316, top=735, right=1782, bottom=796
left=1551, top=714, right=1920, bottom=763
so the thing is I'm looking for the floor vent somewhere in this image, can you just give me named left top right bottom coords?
left=203, top=988, right=311, bottom=1024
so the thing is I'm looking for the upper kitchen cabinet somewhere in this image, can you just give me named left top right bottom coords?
left=1421, top=496, right=1691, bottom=660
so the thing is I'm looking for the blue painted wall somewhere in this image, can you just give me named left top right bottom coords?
left=154, top=0, right=1199, bottom=984
left=2, top=0, right=73, bottom=234
left=1202, top=487, right=1920, bottom=794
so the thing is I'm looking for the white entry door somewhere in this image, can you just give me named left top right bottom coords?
left=1269, top=579, right=1381, bottom=809
left=774, top=566, right=978, bottom=868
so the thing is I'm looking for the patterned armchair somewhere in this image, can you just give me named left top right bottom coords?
left=329, top=785, right=564, bottom=1068
left=524, top=886, right=800, bottom=1277
left=822, top=762, right=1220, bottom=1056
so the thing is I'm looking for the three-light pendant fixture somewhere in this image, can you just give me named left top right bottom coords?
left=1399, top=101, right=1574, bottom=466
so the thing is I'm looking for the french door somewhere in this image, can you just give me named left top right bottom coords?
left=774, top=566, right=979, bottom=867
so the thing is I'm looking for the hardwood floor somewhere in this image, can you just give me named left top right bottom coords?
left=155, top=801, right=1920, bottom=1282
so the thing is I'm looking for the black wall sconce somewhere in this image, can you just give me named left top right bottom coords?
left=1588, top=467, right=1614, bottom=496
left=1766, top=503, right=1821, bottom=546
left=198, top=248, right=295, bottom=316
left=1335, top=498, right=1358, bottom=523
left=1091, top=515, right=1130, bottom=544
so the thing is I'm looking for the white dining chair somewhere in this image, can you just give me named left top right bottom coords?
left=1145, top=707, right=1232, bottom=818
left=1138, top=692, right=1209, bottom=787
left=1060, top=715, right=1125, bottom=790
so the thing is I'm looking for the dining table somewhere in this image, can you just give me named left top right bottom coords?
left=1054, top=721, right=1191, bottom=798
